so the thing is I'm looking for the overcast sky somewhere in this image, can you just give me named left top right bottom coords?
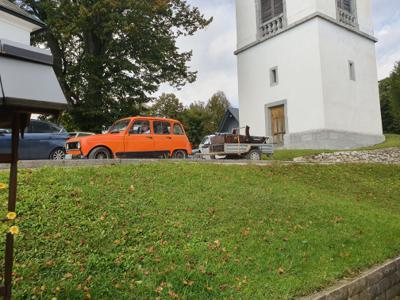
left=158, top=0, right=400, bottom=107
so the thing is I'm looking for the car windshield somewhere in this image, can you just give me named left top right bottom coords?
left=108, top=119, right=130, bottom=133
left=201, top=136, right=211, bottom=145
left=24, top=120, right=66, bottom=134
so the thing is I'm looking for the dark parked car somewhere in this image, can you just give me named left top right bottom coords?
left=0, top=120, right=69, bottom=160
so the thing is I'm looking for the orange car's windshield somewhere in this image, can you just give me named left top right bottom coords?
left=108, top=119, right=131, bottom=133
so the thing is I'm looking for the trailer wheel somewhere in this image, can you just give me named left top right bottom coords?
left=246, top=149, right=262, bottom=161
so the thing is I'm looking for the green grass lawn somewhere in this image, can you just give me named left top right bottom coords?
left=269, top=134, right=400, bottom=161
left=0, top=163, right=400, bottom=299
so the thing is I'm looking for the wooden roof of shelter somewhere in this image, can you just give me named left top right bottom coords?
left=0, top=39, right=67, bottom=127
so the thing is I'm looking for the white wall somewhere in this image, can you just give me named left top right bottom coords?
left=237, top=19, right=325, bottom=136
left=318, top=19, right=382, bottom=135
left=356, top=0, right=374, bottom=36
left=286, top=0, right=317, bottom=25
left=0, top=11, right=39, bottom=45
left=316, top=0, right=336, bottom=19
left=235, top=0, right=257, bottom=49
left=236, top=0, right=374, bottom=51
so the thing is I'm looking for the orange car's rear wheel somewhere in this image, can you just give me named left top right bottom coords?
left=89, top=147, right=112, bottom=160
left=173, top=150, right=187, bottom=159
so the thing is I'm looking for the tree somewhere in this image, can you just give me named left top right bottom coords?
left=379, top=78, right=395, bottom=133
left=181, top=102, right=211, bottom=147
left=16, top=0, right=212, bottom=132
left=150, top=93, right=185, bottom=120
left=379, top=62, right=400, bottom=133
left=205, top=91, right=231, bottom=133
left=390, top=62, right=400, bottom=117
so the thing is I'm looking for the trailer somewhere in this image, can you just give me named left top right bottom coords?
left=195, top=127, right=274, bottom=160
left=205, top=142, right=274, bottom=160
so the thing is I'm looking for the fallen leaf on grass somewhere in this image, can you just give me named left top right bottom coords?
left=242, top=228, right=250, bottom=237
left=277, top=267, right=285, bottom=275
left=333, top=216, right=344, bottom=224
left=219, top=284, right=228, bottom=291
left=84, top=293, right=91, bottom=300
left=183, top=279, right=194, bottom=286
left=168, top=290, right=179, bottom=299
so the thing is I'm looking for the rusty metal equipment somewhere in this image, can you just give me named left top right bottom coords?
left=200, top=126, right=274, bottom=160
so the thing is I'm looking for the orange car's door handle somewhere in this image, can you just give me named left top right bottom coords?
left=166, top=137, right=172, bottom=139
left=146, top=136, right=153, bottom=139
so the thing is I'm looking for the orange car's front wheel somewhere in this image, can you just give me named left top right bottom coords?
left=88, top=147, right=113, bottom=160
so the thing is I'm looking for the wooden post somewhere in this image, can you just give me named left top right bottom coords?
left=3, top=113, right=20, bottom=300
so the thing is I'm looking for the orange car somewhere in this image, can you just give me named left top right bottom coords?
left=65, top=117, right=192, bottom=159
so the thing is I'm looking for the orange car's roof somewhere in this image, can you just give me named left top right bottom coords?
left=119, top=116, right=183, bottom=123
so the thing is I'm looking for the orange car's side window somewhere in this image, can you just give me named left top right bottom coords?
left=129, top=120, right=151, bottom=135
left=153, top=121, right=171, bottom=135
left=173, top=123, right=184, bottom=135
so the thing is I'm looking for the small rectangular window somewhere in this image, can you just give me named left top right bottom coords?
left=260, top=0, right=283, bottom=23
left=270, top=67, right=279, bottom=86
left=349, top=61, right=356, bottom=81
left=338, top=0, right=353, bottom=13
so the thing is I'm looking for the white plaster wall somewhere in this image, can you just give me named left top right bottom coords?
left=235, top=0, right=257, bottom=49
left=318, top=19, right=382, bottom=135
left=237, top=18, right=325, bottom=136
left=356, top=0, right=374, bottom=36
left=286, top=0, right=317, bottom=25
left=235, top=0, right=374, bottom=51
left=315, top=0, right=336, bottom=19
left=0, top=11, right=39, bottom=45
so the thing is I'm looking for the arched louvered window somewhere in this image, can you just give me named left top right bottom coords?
left=337, top=0, right=353, bottom=13
left=260, top=0, right=284, bottom=24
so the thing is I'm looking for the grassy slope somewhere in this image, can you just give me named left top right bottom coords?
left=270, top=134, right=400, bottom=161
left=0, top=163, right=399, bottom=299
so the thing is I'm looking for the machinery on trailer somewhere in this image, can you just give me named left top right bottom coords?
left=196, top=126, right=274, bottom=160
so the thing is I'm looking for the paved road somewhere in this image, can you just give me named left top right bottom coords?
left=0, top=158, right=307, bottom=170
left=1, top=156, right=385, bottom=170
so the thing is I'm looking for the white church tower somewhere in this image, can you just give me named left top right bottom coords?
left=235, top=0, right=384, bottom=149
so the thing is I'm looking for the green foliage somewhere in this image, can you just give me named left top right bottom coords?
left=379, top=62, right=400, bottom=133
left=16, top=0, right=211, bottom=132
left=1, top=163, right=400, bottom=299
left=389, top=63, right=400, bottom=127
left=150, top=93, right=185, bottom=120
left=181, top=101, right=212, bottom=146
left=149, top=91, right=232, bottom=146
left=205, top=91, right=231, bottom=133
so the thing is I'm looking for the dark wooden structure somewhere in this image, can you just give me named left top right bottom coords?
left=0, top=112, right=28, bottom=299
left=0, top=42, right=66, bottom=300
left=0, top=2, right=66, bottom=298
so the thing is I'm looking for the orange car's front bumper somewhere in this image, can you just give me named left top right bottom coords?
left=66, top=150, right=85, bottom=159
